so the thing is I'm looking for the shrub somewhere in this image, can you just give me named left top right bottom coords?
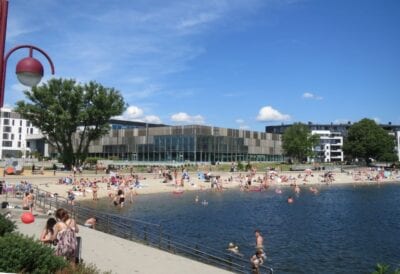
left=0, top=233, right=68, bottom=273
left=0, top=213, right=16, bottom=236
left=372, top=263, right=400, bottom=274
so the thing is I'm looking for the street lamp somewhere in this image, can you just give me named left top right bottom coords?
left=0, top=0, right=55, bottom=107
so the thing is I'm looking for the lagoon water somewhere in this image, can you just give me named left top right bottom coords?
left=85, top=183, right=400, bottom=273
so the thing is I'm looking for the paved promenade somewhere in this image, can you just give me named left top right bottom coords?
left=2, top=197, right=232, bottom=274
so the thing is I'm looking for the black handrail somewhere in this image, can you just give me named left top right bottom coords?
left=18, top=186, right=273, bottom=274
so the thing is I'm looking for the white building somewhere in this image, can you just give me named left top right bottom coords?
left=397, top=131, right=400, bottom=161
left=311, top=130, right=344, bottom=162
left=0, top=108, right=41, bottom=159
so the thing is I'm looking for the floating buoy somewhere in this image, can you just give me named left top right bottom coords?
left=21, top=212, right=35, bottom=224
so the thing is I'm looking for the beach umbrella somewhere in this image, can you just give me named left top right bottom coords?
left=21, top=212, right=35, bottom=224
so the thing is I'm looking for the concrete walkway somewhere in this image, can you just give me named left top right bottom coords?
left=1, top=197, right=233, bottom=274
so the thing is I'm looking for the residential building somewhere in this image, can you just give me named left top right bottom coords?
left=0, top=108, right=41, bottom=158
left=266, top=122, right=400, bottom=162
left=311, top=130, right=344, bottom=162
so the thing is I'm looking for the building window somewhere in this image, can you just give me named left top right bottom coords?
left=20, top=120, right=22, bottom=126
left=19, top=134, right=21, bottom=140
left=11, top=134, right=14, bottom=140
left=12, top=120, right=14, bottom=126
left=26, top=121, right=31, bottom=127
left=30, top=128, right=33, bottom=134
left=3, top=119, right=9, bottom=125
left=18, top=141, right=21, bottom=148
left=2, top=133, right=8, bottom=139
left=2, top=141, right=12, bottom=147
left=27, top=141, right=30, bottom=148
left=2, top=112, right=10, bottom=118
left=3, top=126, right=11, bottom=133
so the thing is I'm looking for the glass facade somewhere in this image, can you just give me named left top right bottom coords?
left=83, top=123, right=283, bottom=162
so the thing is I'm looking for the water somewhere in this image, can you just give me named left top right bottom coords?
left=84, top=183, right=400, bottom=273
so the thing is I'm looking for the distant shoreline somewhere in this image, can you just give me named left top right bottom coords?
left=1, top=168, right=399, bottom=202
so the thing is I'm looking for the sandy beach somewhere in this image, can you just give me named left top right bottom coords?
left=1, top=167, right=399, bottom=202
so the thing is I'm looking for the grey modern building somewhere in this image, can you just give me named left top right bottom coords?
left=79, top=120, right=283, bottom=162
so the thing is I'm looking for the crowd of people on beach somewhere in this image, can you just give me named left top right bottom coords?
left=2, top=163, right=400, bottom=273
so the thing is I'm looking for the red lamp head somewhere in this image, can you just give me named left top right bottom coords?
left=16, top=57, right=44, bottom=87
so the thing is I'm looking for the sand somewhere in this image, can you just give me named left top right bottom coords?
left=2, top=168, right=399, bottom=203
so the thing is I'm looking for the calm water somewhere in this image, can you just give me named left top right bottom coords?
left=84, top=183, right=400, bottom=273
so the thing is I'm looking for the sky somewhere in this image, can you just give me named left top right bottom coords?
left=4, top=0, right=400, bottom=131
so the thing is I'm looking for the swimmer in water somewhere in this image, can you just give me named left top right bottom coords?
left=227, top=243, right=243, bottom=257
left=287, top=196, right=294, bottom=203
left=195, top=195, right=199, bottom=203
left=201, top=200, right=208, bottom=206
left=275, top=189, right=282, bottom=194
left=309, top=186, right=319, bottom=194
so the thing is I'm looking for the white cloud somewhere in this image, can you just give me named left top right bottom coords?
left=122, top=106, right=144, bottom=119
left=113, top=105, right=162, bottom=124
left=235, top=118, right=250, bottom=129
left=302, top=92, right=323, bottom=100
left=170, top=112, right=205, bottom=124
left=143, top=115, right=162, bottom=124
left=256, top=106, right=290, bottom=122
left=373, top=117, right=380, bottom=124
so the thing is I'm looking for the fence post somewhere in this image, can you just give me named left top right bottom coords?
left=144, top=225, right=148, bottom=243
left=158, top=227, right=162, bottom=248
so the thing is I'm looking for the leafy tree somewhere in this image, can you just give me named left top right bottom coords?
left=282, top=123, right=320, bottom=163
left=343, top=118, right=397, bottom=164
left=15, top=78, right=125, bottom=169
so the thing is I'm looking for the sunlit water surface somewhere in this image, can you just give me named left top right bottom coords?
left=83, top=183, right=400, bottom=273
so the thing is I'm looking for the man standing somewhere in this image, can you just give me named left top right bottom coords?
left=255, top=229, right=266, bottom=260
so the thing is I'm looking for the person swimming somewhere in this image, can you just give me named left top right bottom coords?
left=227, top=243, right=243, bottom=257
left=287, top=196, right=294, bottom=203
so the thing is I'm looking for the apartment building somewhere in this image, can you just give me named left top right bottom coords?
left=0, top=108, right=40, bottom=158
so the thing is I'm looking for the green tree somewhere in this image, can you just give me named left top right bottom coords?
left=343, top=118, right=397, bottom=164
left=15, top=78, right=125, bottom=169
left=282, top=123, right=320, bottom=163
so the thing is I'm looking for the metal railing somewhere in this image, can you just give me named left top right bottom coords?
left=19, top=186, right=273, bottom=274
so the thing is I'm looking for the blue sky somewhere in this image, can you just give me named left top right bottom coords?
left=4, top=0, right=400, bottom=131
